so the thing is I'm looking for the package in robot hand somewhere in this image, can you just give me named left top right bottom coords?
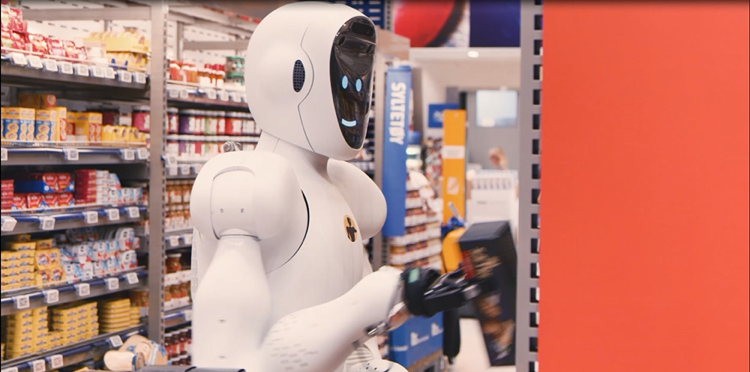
left=458, top=220, right=517, bottom=366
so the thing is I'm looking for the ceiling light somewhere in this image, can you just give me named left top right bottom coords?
left=467, top=50, right=480, bottom=58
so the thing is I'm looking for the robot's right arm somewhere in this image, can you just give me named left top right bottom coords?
left=189, top=150, right=306, bottom=370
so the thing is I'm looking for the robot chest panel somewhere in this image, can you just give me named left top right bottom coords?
left=301, top=185, right=364, bottom=262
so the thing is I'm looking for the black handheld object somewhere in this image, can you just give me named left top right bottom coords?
left=401, top=266, right=480, bottom=318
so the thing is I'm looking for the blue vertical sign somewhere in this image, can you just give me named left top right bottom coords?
left=428, top=103, right=460, bottom=129
left=381, top=66, right=412, bottom=237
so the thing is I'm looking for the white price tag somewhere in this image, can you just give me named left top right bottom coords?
left=10, top=52, right=27, bottom=66
left=119, top=70, right=132, bottom=83
left=183, top=233, right=193, bottom=246
left=126, top=206, right=140, bottom=219
left=106, top=208, right=120, bottom=221
left=178, top=89, right=190, bottom=99
left=63, top=148, right=79, bottom=161
left=168, top=89, right=179, bottom=99
left=92, top=65, right=105, bottom=78
left=183, top=309, right=193, bottom=322
left=1, top=216, right=17, bottom=232
left=165, top=154, right=177, bottom=166
left=108, top=335, right=123, bottom=348
left=126, top=272, right=139, bottom=285
left=205, top=89, right=217, bottom=100
left=167, top=166, right=178, bottom=177
left=1, top=147, right=7, bottom=161
left=219, top=91, right=229, bottom=101
left=137, top=147, right=149, bottom=160
left=121, top=148, right=135, bottom=161
left=74, top=63, right=90, bottom=76
left=27, top=55, right=43, bottom=69
left=43, top=289, right=60, bottom=304
left=49, top=354, right=64, bottom=369
left=30, top=360, right=45, bottom=372
left=1, top=367, right=19, bottom=372
left=169, top=235, right=180, bottom=247
left=229, top=92, right=241, bottom=103
left=13, top=294, right=30, bottom=310
left=83, top=210, right=99, bottom=224
left=105, top=67, right=116, bottom=79
left=179, top=164, right=191, bottom=175
left=75, top=282, right=91, bottom=297
left=105, top=277, right=120, bottom=291
left=60, top=61, right=74, bottom=75
left=40, top=216, right=56, bottom=231
left=134, top=72, right=147, bottom=84
left=43, top=58, right=58, bottom=72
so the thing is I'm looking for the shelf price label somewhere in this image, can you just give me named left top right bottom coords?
left=126, top=206, right=140, bottom=219
left=75, top=283, right=91, bottom=297
left=42, top=59, right=58, bottom=72
left=184, top=309, right=193, bottom=322
left=205, top=89, right=217, bottom=100
left=183, top=233, right=193, bottom=246
left=125, top=272, right=139, bottom=285
left=39, top=216, right=56, bottom=231
left=179, top=164, right=191, bottom=175
left=83, top=210, right=99, bottom=224
left=59, top=62, right=74, bottom=75
left=1, top=216, right=17, bottom=232
left=120, top=148, right=135, bottom=161
left=91, top=65, right=105, bottom=78
left=219, top=91, right=230, bottom=102
left=118, top=71, right=132, bottom=83
left=13, top=294, right=30, bottom=310
left=30, top=360, right=45, bottom=372
left=137, top=148, right=149, bottom=160
left=1, top=367, right=19, bottom=372
left=168, top=89, right=180, bottom=99
left=169, top=235, right=180, bottom=247
left=105, top=277, right=120, bottom=291
left=27, top=55, right=43, bottom=69
left=43, top=289, right=60, bottom=304
left=165, top=154, right=177, bottom=166
left=134, top=72, right=147, bottom=84
left=10, top=52, right=27, bottom=66
left=108, top=335, right=123, bottom=348
left=63, top=148, right=79, bottom=161
left=106, top=208, right=120, bottom=221
left=74, top=64, right=90, bottom=76
left=229, top=92, right=242, bottom=103
left=1, top=147, right=7, bottom=161
left=48, top=355, right=64, bottom=369
left=178, top=89, right=190, bottom=99
left=105, top=67, right=116, bottom=79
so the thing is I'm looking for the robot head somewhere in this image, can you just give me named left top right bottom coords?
left=244, top=2, right=377, bottom=160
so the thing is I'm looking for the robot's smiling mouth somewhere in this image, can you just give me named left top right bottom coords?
left=341, top=118, right=357, bottom=128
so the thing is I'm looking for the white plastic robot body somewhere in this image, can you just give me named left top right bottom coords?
left=190, top=2, right=408, bottom=372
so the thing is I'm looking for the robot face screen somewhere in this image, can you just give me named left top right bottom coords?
left=329, top=17, right=376, bottom=149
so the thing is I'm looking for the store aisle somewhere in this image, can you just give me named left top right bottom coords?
left=450, top=319, right=516, bottom=372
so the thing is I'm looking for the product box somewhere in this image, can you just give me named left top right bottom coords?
left=459, top=221, right=517, bottom=366
left=2, top=107, right=35, bottom=141
left=73, top=112, right=102, bottom=142
left=66, top=111, right=77, bottom=140
left=33, top=109, right=57, bottom=142
left=389, top=312, right=444, bottom=368
left=19, top=94, right=57, bottom=109
left=57, top=192, right=75, bottom=207
left=14, top=173, right=58, bottom=193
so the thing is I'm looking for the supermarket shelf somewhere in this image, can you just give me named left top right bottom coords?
left=168, top=96, right=250, bottom=111
left=0, top=146, right=149, bottom=166
left=0, top=325, right=145, bottom=372
left=164, top=304, right=192, bottom=329
left=1, top=205, right=147, bottom=236
left=1, top=269, right=147, bottom=316
left=0, top=63, right=148, bottom=99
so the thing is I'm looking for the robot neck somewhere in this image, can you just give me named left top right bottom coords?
left=255, top=131, right=330, bottom=176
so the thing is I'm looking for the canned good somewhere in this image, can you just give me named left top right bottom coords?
left=167, top=108, right=179, bottom=134
left=132, top=106, right=150, bottom=133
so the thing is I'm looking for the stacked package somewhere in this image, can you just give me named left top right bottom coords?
left=1, top=179, right=13, bottom=211
left=1, top=235, right=64, bottom=291
left=74, top=169, right=142, bottom=206
left=51, top=301, right=98, bottom=346
left=3, top=307, right=48, bottom=358
left=99, top=298, right=134, bottom=333
left=13, top=172, right=75, bottom=211
left=57, top=226, right=139, bottom=281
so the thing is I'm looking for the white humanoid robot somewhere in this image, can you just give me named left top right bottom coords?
left=190, top=3, right=408, bottom=372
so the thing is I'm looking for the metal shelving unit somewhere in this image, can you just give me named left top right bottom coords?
left=163, top=304, right=192, bottom=329
left=1, top=269, right=148, bottom=316
left=517, top=1, right=543, bottom=372
left=1, top=205, right=147, bottom=236
left=1, top=146, right=149, bottom=166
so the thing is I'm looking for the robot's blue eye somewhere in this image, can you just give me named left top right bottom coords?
left=342, top=76, right=349, bottom=89
left=356, top=78, right=363, bottom=92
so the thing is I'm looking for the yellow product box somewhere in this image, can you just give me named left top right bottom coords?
left=2, top=267, right=22, bottom=277
left=34, top=238, right=55, bottom=250
left=5, top=241, right=36, bottom=251
left=8, top=309, right=33, bottom=320
left=15, top=234, right=32, bottom=242
left=102, top=125, right=116, bottom=142
left=52, top=323, right=77, bottom=333
left=1, top=275, right=22, bottom=291
left=19, top=94, right=57, bottom=109
left=39, top=267, right=66, bottom=286
left=33, top=307, right=48, bottom=317
left=1, top=250, right=22, bottom=261
left=66, top=111, right=77, bottom=140
left=5, top=330, right=35, bottom=345
left=16, top=264, right=35, bottom=275
left=2, top=107, right=35, bottom=141
left=74, top=112, right=103, bottom=142
left=101, top=313, right=131, bottom=325
left=34, top=109, right=57, bottom=142
left=5, top=324, right=35, bottom=339
left=51, top=107, right=67, bottom=142
left=19, top=271, right=36, bottom=286
left=34, top=337, right=49, bottom=353
left=19, top=257, right=35, bottom=267
left=100, top=298, right=130, bottom=309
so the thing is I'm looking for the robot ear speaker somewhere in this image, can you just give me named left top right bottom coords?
left=293, top=60, right=305, bottom=92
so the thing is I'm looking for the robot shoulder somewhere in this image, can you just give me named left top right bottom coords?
left=328, top=159, right=386, bottom=240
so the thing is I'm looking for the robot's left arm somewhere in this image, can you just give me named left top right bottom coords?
left=328, top=159, right=387, bottom=241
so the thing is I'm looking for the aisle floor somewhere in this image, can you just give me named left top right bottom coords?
left=450, top=319, right=517, bottom=372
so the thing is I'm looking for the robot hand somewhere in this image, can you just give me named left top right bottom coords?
left=349, top=360, right=408, bottom=372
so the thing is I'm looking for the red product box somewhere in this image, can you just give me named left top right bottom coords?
left=74, top=185, right=97, bottom=195
left=1, top=200, right=12, bottom=211
left=14, top=173, right=58, bottom=193
left=41, top=193, right=58, bottom=208
left=75, top=198, right=95, bottom=205
left=75, top=179, right=97, bottom=188
left=12, top=194, right=27, bottom=210
left=74, top=169, right=97, bottom=179
left=26, top=193, right=42, bottom=209
left=26, top=33, right=49, bottom=55
left=10, top=30, right=25, bottom=50
left=8, top=7, right=25, bottom=32
left=57, top=192, right=74, bottom=207
left=56, top=173, right=74, bottom=193
left=1, top=189, right=13, bottom=200
left=48, top=37, right=65, bottom=57
left=1, top=180, right=13, bottom=192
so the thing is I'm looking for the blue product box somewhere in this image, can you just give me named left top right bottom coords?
left=389, top=312, right=443, bottom=368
